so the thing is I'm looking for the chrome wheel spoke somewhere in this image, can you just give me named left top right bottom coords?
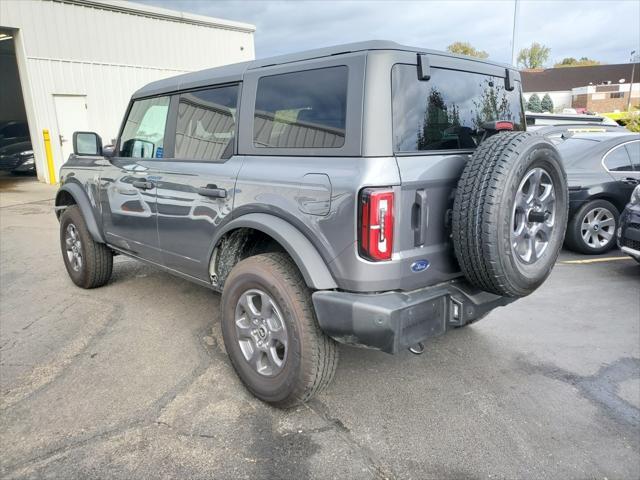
left=260, top=292, right=274, bottom=319
left=235, top=317, right=254, bottom=339
left=238, top=294, right=260, bottom=319
left=267, top=345, right=284, bottom=369
left=599, top=218, right=615, bottom=228
left=599, top=229, right=613, bottom=241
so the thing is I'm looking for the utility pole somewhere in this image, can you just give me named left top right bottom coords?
left=511, top=0, right=520, bottom=67
left=628, top=50, right=636, bottom=111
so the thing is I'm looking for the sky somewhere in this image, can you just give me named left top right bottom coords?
left=137, top=0, right=640, bottom=67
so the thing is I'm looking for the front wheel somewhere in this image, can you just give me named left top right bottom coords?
left=565, top=200, right=619, bottom=254
left=220, top=253, right=338, bottom=408
left=59, top=205, right=113, bottom=288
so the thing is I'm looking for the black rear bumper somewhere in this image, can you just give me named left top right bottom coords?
left=312, top=280, right=515, bottom=354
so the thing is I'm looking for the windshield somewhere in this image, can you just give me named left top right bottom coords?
left=392, top=64, right=525, bottom=153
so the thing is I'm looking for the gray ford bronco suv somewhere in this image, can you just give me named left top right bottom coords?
left=56, top=41, right=568, bottom=407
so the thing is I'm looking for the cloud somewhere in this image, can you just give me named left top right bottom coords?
left=135, top=0, right=640, bottom=65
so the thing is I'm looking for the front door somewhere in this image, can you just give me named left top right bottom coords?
left=99, top=95, right=171, bottom=264
left=155, top=84, right=242, bottom=280
left=53, top=94, right=88, bottom=162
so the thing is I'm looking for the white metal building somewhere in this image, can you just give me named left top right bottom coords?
left=0, top=0, right=255, bottom=183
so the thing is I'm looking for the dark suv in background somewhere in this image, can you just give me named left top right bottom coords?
left=55, top=41, right=568, bottom=407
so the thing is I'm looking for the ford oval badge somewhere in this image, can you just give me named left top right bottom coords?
left=411, top=260, right=430, bottom=273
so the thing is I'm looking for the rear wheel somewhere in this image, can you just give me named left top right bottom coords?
left=565, top=200, right=618, bottom=254
left=221, top=252, right=338, bottom=408
left=452, top=132, right=569, bottom=297
left=59, top=205, right=113, bottom=288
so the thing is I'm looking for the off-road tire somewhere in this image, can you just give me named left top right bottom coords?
left=221, top=252, right=338, bottom=408
left=59, top=205, right=113, bottom=288
left=452, top=132, right=568, bottom=297
left=564, top=199, right=619, bottom=254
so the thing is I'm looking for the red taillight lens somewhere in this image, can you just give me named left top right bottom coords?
left=359, top=188, right=394, bottom=261
left=495, top=121, right=514, bottom=131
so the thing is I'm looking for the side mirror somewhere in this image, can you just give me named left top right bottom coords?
left=73, top=131, right=102, bottom=156
left=102, top=145, right=116, bottom=158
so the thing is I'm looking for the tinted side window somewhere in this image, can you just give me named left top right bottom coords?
left=253, top=66, right=347, bottom=149
left=392, top=65, right=525, bottom=152
left=625, top=141, right=640, bottom=170
left=120, top=96, right=170, bottom=158
left=175, top=85, right=239, bottom=161
left=604, top=146, right=632, bottom=171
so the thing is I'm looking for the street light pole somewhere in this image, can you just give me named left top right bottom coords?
left=511, top=0, right=520, bottom=67
left=629, top=50, right=636, bottom=112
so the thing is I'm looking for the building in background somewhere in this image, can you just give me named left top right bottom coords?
left=0, top=0, right=255, bottom=183
left=522, top=63, right=640, bottom=113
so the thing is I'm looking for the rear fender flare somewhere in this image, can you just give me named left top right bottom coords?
left=212, top=213, right=337, bottom=290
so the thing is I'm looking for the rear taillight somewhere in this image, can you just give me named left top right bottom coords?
left=359, top=188, right=394, bottom=261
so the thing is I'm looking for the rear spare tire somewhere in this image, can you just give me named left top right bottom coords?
left=452, top=132, right=568, bottom=297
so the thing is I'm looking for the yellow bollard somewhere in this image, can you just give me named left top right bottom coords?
left=42, top=129, right=56, bottom=184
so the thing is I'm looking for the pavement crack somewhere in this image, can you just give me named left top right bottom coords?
left=307, top=399, right=397, bottom=480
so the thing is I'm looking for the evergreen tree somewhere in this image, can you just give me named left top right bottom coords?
left=527, top=93, right=542, bottom=113
left=541, top=93, right=554, bottom=113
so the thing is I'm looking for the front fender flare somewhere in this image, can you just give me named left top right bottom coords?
left=213, top=213, right=338, bottom=290
left=55, top=183, right=105, bottom=244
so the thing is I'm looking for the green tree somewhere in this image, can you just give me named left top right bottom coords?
left=541, top=93, right=554, bottom=112
left=554, top=57, right=601, bottom=68
left=527, top=93, right=542, bottom=112
left=472, top=78, right=513, bottom=128
left=517, top=42, right=551, bottom=68
left=446, top=41, right=489, bottom=59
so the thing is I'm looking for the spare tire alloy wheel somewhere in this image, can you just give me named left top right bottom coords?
left=235, top=289, right=288, bottom=377
left=452, top=132, right=569, bottom=298
left=511, top=168, right=556, bottom=264
left=580, top=207, right=615, bottom=249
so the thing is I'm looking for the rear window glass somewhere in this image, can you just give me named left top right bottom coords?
left=253, top=66, right=347, bottom=149
left=625, top=141, right=640, bottom=170
left=604, top=145, right=633, bottom=171
left=175, top=85, right=239, bottom=161
left=392, top=64, right=525, bottom=152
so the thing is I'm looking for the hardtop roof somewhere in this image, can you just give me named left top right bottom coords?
left=132, top=40, right=516, bottom=99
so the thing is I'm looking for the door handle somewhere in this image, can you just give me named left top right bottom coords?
left=412, top=189, right=428, bottom=247
left=132, top=180, right=154, bottom=190
left=197, top=185, right=227, bottom=199
left=624, top=177, right=639, bottom=185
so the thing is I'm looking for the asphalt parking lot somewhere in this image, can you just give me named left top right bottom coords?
left=1, top=174, right=639, bottom=480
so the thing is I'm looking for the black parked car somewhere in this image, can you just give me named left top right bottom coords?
left=556, top=132, right=640, bottom=254
left=0, top=121, right=30, bottom=148
left=0, top=121, right=34, bottom=174
left=618, top=185, right=640, bottom=263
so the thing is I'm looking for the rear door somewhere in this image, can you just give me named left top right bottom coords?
left=602, top=140, right=639, bottom=198
left=154, top=84, right=242, bottom=281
